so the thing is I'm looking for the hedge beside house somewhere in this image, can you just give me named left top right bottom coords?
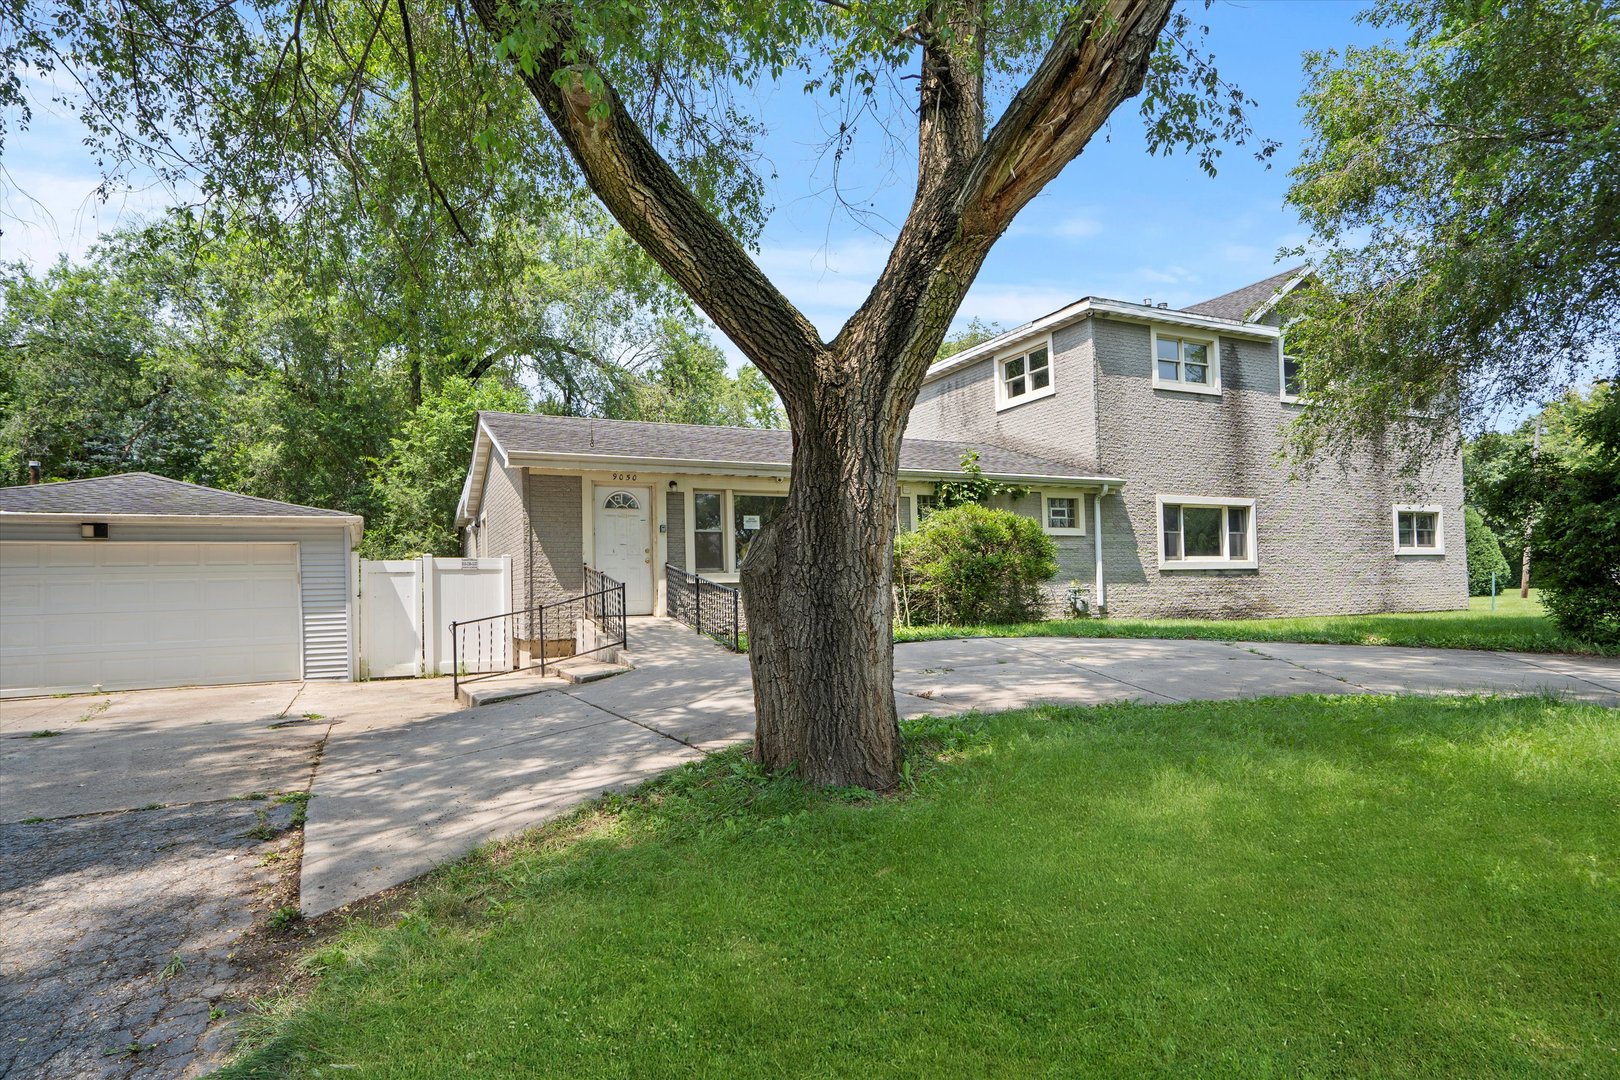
left=1464, top=506, right=1510, bottom=596
left=895, top=504, right=1057, bottom=626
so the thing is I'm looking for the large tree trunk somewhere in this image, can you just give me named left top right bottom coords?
left=741, top=394, right=904, bottom=789
left=471, top=0, right=1176, bottom=791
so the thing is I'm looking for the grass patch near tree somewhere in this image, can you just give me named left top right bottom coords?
left=896, top=590, right=1615, bottom=656
left=220, top=695, right=1619, bottom=1078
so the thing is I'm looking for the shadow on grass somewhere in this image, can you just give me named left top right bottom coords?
left=218, top=694, right=1619, bottom=1079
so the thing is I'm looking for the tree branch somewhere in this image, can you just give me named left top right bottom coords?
left=397, top=0, right=474, bottom=243
left=466, top=0, right=824, bottom=392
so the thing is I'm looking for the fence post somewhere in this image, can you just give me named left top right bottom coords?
left=694, top=575, right=702, bottom=636
left=451, top=620, right=458, bottom=701
left=732, top=589, right=740, bottom=652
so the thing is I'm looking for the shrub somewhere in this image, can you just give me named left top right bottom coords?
left=1534, top=388, right=1620, bottom=647
left=1464, top=506, right=1510, bottom=595
left=895, top=503, right=1057, bottom=626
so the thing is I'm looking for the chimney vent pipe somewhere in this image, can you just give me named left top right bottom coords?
left=27, top=460, right=41, bottom=485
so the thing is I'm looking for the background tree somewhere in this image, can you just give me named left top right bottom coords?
left=1462, top=506, right=1509, bottom=597
left=1531, top=387, right=1620, bottom=647
left=1281, top=0, right=1619, bottom=459
left=7, top=0, right=1267, bottom=788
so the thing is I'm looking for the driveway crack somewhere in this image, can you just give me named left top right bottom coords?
left=561, top=691, right=704, bottom=751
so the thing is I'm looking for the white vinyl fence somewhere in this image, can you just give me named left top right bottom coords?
left=358, top=555, right=512, bottom=678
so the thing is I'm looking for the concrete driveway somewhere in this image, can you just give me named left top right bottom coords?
left=3, top=623, right=1617, bottom=1078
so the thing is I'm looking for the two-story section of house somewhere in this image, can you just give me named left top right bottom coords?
left=905, top=268, right=1468, bottom=618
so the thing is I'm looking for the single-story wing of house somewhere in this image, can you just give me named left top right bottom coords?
left=0, top=472, right=363, bottom=698
left=455, top=412, right=1121, bottom=621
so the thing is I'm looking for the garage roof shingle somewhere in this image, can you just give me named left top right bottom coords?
left=480, top=412, right=1116, bottom=481
left=0, top=472, right=356, bottom=518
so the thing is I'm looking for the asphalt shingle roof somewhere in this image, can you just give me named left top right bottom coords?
left=1182, top=266, right=1308, bottom=322
left=0, top=472, right=356, bottom=518
left=480, top=413, right=1115, bottom=481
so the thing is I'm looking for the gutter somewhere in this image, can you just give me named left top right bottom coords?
left=0, top=512, right=366, bottom=545
left=924, top=296, right=1280, bottom=385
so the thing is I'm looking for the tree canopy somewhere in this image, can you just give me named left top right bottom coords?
left=1281, top=0, right=1620, bottom=458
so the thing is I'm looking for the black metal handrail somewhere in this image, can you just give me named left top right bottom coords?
left=665, top=563, right=744, bottom=652
left=450, top=567, right=627, bottom=700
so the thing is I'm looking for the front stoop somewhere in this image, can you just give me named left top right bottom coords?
left=455, top=651, right=634, bottom=708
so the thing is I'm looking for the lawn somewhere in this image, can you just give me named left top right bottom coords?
left=895, top=590, right=1615, bottom=656
left=222, top=696, right=1619, bottom=1078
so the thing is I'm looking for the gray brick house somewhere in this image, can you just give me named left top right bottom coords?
left=457, top=268, right=1467, bottom=621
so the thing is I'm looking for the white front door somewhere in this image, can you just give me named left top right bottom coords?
left=593, top=486, right=653, bottom=615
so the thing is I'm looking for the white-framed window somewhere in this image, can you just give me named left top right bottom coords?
left=1280, top=351, right=1304, bottom=402
left=1156, top=495, right=1257, bottom=570
left=1043, top=494, right=1085, bottom=535
left=1150, top=327, right=1221, bottom=395
left=994, top=339, right=1055, bottom=410
left=693, top=491, right=725, bottom=573
left=915, top=493, right=939, bottom=522
left=1393, top=505, right=1445, bottom=555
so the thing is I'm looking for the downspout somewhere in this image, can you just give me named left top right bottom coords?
left=1093, top=486, right=1108, bottom=611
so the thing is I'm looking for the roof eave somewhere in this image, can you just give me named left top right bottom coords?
left=0, top=511, right=365, bottom=543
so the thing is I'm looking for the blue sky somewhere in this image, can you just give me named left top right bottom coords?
left=0, top=1, right=1387, bottom=356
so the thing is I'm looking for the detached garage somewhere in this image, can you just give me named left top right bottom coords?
left=0, top=473, right=363, bottom=698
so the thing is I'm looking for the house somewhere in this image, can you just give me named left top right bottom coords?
left=457, top=268, right=1467, bottom=625
left=455, top=414, right=1120, bottom=622
left=0, top=472, right=363, bottom=697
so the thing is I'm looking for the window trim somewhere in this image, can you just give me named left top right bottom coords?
left=1042, top=492, right=1086, bottom=536
left=1149, top=326, right=1222, bottom=396
left=1155, top=494, right=1258, bottom=570
left=1392, top=504, right=1446, bottom=555
left=992, top=336, right=1056, bottom=412
left=691, top=490, right=726, bottom=574
left=1280, top=347, right=1304, bottom=404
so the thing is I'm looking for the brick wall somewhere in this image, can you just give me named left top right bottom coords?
left=526, top=473, right=584, bottom=607
left=1089, top=315, right=1467, bottom=617
left=906, top=321, right=1100, bottom=468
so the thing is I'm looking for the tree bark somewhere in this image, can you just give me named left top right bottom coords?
left=470, top=0, right=1175, bottom=788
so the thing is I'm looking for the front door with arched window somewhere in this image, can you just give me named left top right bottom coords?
left=592, top=486, right=652, bottom=614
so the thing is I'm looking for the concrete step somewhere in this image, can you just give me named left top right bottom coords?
left=456, top=672, right=567, bottom=709
left=553, top=658, right=631, bottom=686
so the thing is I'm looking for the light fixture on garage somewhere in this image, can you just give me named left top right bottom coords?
left=80, top=522, right=109, bottom=540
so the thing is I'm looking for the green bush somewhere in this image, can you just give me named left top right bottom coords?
left=895, top=503, right=1057, bottom=626
left=1464, top=506, right=1510, bottom=596
left=1534, top=388, right=1620, bottom=647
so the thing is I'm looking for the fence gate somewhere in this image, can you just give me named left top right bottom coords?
left=357, top=555, right=512, bottom=678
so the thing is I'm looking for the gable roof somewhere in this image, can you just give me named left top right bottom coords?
left=1182, top=266, right=1309, bottom=322
left=0, top=472, right=361, bottom=530
left=459, top=413, right=1122, bottom=525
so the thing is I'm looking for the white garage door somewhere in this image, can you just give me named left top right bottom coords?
left=0, top=541, right=303, bottom=697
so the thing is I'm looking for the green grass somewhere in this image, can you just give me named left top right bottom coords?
left=896, top=590, right=1614, bottom=656
left=221, top=695, right=1619, bottom=1078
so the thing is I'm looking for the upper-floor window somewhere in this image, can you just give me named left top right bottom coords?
left=1157, top=495, right=1257, bottom=570
left=1393, top=505, right=1444, bottom=555
left=1151, top=328, right=1221, bottom=395
left=994, top=340, right=1054, bottom=410
left=1281, top=352, right=1304, bottom=402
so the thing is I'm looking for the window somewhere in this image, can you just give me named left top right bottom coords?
left=693, top=491, right=724, bottom=572
left=734, top=494, right=787, bottom=568
left=1281, top=353, right=1304, bottom=401
left=1157, top=496, right=1257, bottom=569
left=1151, top=329, right=1220, bottom=394
left=602, top=490, right=640, bottom=510
left=915, top=493, right=939, bottom=522
left=1394, top=505, right=1445, bottom=555
left=1043, top=495, right=1084, bottom=535
left=995, top=341, right=1054, bottom=409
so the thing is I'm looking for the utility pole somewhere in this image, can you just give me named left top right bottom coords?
left=1520, top=422, right=1541, bottom=599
